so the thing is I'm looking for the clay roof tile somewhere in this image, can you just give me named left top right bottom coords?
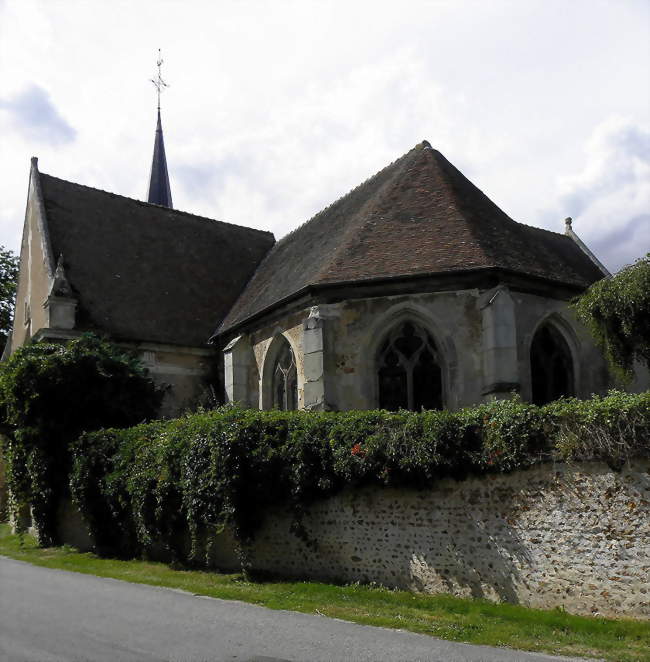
left=220, top=142, right=605, bottom=332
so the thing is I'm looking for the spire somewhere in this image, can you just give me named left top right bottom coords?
left=147, top=109, right=173, bottom=207
left=147, top=50, right=173, bottom=208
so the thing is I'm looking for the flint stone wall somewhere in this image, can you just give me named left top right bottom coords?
left=212, top=460, right=650, bottom=618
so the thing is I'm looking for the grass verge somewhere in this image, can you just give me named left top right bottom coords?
left=1, top=524, right=648, bottom=661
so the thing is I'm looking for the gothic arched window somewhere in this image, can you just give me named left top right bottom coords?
left=272, top=339, right=298, bottom=410
left=377, top=321, right=443, bottom=411
left=530, top=323, right=574, bottom=405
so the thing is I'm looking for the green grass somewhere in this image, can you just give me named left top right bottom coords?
left=1, top=524, right=648, bottom=661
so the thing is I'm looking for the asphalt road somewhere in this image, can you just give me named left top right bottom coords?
left=0, top=556, right=592, bottom=662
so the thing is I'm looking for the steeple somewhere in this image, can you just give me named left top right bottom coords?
left=147, top=50, right=173, bottom=208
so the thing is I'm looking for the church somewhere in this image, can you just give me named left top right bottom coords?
left=6, top=106, right=628, bottom=415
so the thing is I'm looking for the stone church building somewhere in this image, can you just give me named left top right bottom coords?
left=6, top=109, right=635, bottom=415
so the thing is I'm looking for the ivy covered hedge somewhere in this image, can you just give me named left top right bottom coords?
left=573, top=253, right=650, bottom=378
left=69, top=391, right=650, bottom=565
left=0, top=335, right=161, bottom=545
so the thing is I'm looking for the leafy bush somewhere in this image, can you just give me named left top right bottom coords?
left=69, top=391, right=649, bottom=568
left=0, top=245, right=19, bottom=353
left=573, top=254, right=650, bottom=378
left=0, top=334, right=162, bottom=544
left=545, top=390, right=650, bottom=466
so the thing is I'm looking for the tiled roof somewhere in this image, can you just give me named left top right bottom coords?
left=220, top=142, right=605, bottom=332
left=39, top=173, right=274, bottom=346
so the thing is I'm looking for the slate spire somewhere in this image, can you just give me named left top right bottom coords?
left=147, top=109, right=173, bottom=208
left=147, top=50, right=173, bottom=208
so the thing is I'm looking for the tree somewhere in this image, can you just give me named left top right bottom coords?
left=0, top=334, right=163, bottom=544
left=573, top=254, right=650, bottom=379
left=0, top=246, right=19, bottom=353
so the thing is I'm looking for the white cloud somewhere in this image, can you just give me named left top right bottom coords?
left=0, top=84, right=76, bottom=145
left=174, top=49, right=456, bottom=236
left=555, top=118, right=650, bottom=272
left=0, top=0, right=648, bottom=274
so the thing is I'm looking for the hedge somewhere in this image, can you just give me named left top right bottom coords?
left=0, top=334, right=161, bottom=545
left=68, top=391, right=650, bottom=566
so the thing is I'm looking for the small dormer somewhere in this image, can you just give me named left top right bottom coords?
left=43, top=255, right=77, bottom=330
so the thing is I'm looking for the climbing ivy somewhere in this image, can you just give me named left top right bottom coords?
left=69, top=391, right=649, bottom=568
left=573, top=253, right=650, bottom=379
left=0, top=334, right=162, bottom=544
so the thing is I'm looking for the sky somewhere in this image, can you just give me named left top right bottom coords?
left=0, top=0, right=648, bottom=273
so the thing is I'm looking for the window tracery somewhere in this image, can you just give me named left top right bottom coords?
left=272, top=339, right=298, bottom=410
left=377, top=321, right=442, bottom=411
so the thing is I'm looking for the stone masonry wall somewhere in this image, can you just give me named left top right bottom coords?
left=212, top=460, right=650, bottom=618
left=235, top=288, right=619, bottom=414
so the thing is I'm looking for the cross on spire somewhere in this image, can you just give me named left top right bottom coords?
left=150, top=48, right=169, bottom=111
left=147, top=49, right=173, bottom=208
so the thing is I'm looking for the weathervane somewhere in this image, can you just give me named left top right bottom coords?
left=150, top=48, right=169, bottom=111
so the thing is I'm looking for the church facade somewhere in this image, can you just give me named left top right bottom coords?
left=7, top=114, right=642, bottom=414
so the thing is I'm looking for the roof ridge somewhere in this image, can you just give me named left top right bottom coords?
left=513, top=219, right=573, bottom=239
left=423, top=154, right=575, bottom=249
left=218, top=145, right=425, bottom=331
left=39, top=172, right=274, bottom=237
left=421, top=151, right=569, bottom=241
left=265, top=142, right=425, bottom=255
left=423, top=149, right=503, bottom=268
left=316, top=144, right=427, bottom=280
